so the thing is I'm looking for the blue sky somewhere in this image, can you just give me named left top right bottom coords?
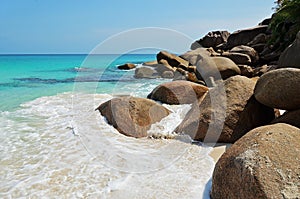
left=0, top=0, right=275, bottom=54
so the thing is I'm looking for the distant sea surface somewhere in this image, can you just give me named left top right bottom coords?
left=0, top=54, right=162, bottom=111
left=0, top=54, right=214, bottom=198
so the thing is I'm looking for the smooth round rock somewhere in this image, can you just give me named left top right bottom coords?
left=96, top=97, right=170, bottom=138
left=148, top=80, right=208, bottom=105
left=211, top=123, right=300, bottom=199
left=254, top=68, right=300, bottom=110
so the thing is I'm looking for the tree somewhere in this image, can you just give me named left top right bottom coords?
left=269, top=0, right=300, bottom=50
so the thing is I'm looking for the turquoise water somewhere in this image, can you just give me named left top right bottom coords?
left=0, top=54, right=214, bottom=198
left=0, top=54, right=157, bottom=111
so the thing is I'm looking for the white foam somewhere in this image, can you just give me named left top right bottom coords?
left=0, top=92, right=214, bottom=198
left=279, top=109, right=286, bottom=115
left=147, top=104, right=192, bottom=139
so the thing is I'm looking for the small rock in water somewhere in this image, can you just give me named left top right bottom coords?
left=117, top=63, right=136, bottom=70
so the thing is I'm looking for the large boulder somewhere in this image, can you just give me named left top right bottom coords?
left=222, top=52, right=252, bottom=65
left=117, top=63, right=136, bottom=70
left=260, top=49, right=281, bottom=64
left=191, top=31, right=230, bottom=49
left=180, top=48, right=240, bottom=82
left=225, top=25, right=268, bottom=49
left=155, top=63, right=175, bottom=75
left=271, top=109, right=300, bottom=129
left=199, top=57, right=241, bottom=80
left=230, top=45, right=259, bottom=63
left=180, top=48, right=217, bottom=65
left=156, top=51, right=189, bottom=68
left=211, top=123, right=300, bottom=199
left=175, top=76, right=275, bottom=143
left=247, top=33, right=267, bottom=46
left=254, top=68, right=300, bottom=110
left=147, top=80, right=208, bottom=105
left=96, top=97, right=170, bottom=138
left=278, top=31, right=300, bottom=68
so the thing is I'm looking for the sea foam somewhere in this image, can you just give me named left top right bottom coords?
left=0, top=92, right=214, bottom=198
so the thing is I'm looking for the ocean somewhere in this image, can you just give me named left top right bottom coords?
left=0, top=54, right=215, bottom=198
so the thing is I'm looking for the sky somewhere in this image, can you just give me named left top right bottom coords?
left=0, top=0, right=275, bottom=54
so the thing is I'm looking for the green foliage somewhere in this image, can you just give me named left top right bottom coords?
left=269, top=0, right=300, bottom=50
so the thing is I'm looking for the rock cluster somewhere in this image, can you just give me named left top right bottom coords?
left=225, top=25, right=269, bottom=49
left=129, top=19, right=294, bottom=85
left=99, top=19, right=300, bottom=198
left=174, top=75, right=275, bottom=143
left=210, top=33, right=300, bottom=198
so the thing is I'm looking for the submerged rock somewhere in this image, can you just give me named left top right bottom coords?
left=211, top=123, right=300, bottom=199
left=96, top=97, right=170, bottom=138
